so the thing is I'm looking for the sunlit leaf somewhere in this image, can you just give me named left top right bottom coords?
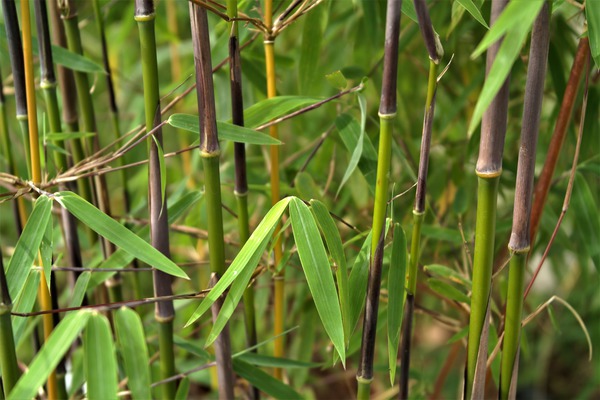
left=428, top=278, right=470, bottom=304
left=455, top=0, right=489, bottom=29
left=243, top=96, right=322, bottom=128
left=290, top=197, right=345, bottom=361
left=56, top=191, right=188, bottom=280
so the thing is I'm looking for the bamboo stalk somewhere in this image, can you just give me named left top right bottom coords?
left=500, top=5, right=550, bottom=399
left=465, top=0, right=510, bottom=397
left=189, top=3, right=235, bottom=398
left=398, top=2, right=442, bottom=397
left=0, top=249, right=20, bottom=397
left=262, top=0, right=287, bottom=378
left=135, top=1, right=177, bottom=397
left=225, top=1, right=259, bottom=397
left=18, top=1, right=59, bottom=398
left=356, top=0, right=402, bottom=396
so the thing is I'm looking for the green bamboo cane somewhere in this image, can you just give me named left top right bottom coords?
left=0, top=67, right=23, bottom=236
left=465, top=0, right=510, bottom=397
left=190, top=3, right=235, bottom=398
left=398, top=1, right=442, bottom=398
left=135, top=1, right=178, bottom=397
left=225, top=0, right=259, bottom=388
left=58, top=0, right=121, bottom=301
left=356, top=0, right=402, bottom=397
left=500, top=4, right=550, bottom=399
left=0, top=250, right=19, bottom=397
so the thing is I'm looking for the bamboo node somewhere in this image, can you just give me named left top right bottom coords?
left=356, top=375, right=373, bottom=383
left=134, top=13, right=156, bottom=22
left=378, top=112, right=397, bottom=120
left=412, top=209, right=425, bottom=217
left=200, top=149, right=221, bottom=158
left=475, top=168, right=502, bottom=179
left=40, top=80, right=57, bottom=90
left=233, top=190, right=249, bottom=197
left=155, top=314, right=175, bottom=323
left=508, top=245, right=530, bottom=255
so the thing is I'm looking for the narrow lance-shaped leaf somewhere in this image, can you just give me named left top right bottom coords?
left=289, top=197, right=346, bottom=362
left=387, top=223, right=407, bottom=384
left=586, top=0, right=600, bottom=67
left=242, top=95, right=322, bottom=128
left=8, top=311, right=91, bottom=400
left=233, top=359, right=303, bottom=400
left=455, top=0, right=489, bottom=29
left=84, top=313, right=118, bottom=400
left=114, top=307, right=152, bottom=400
left=185, top=197, right=292, bottom=326
left=55, top=191, right=188, bottom=280
left=6, top=195, right=52, bottom=300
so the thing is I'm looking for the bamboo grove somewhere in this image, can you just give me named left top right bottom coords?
left=0, top=0, right=597, bottom=398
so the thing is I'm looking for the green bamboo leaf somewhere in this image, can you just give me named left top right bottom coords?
left=401, top=0, right=417, bottom=22
left=6, top=195, right=52, bottom=300
left=69, top=271, right=91, bottom=308
left=289, top=197, right=345, bottom=361
left=387, top=224, right=407, bottom=385
left=8, top=311, right=91, bottom=400
left=427, top=278, right=471, bottom=304
left=325, top=70, right=348, bottom=91
left=348, top=232, right=372, bottom=335
left=455, top=0, right=489, bottom=29
left=447, top=325, right=469, bottom=344
left=11, top=270, right=40, bottom=342
left=299, top=4, right=326, bottom=91
left=243, top=96, right=322, bottom=128
left=309, top=200, right=349, bottom=339
left=587, top=0, right=600, bottom=67
left=572, top=173, right=600, bottom=269
left=44, top=132, right=95, bottom=141
left=335, top=114, right=377, bottom=192
left=167, top=114, right=282, bottom=145
left=233, top=359, right=303, bottom=400
left=237, top=353, right=321, bottom=369
left=40, top=214, right=53, bottom=290
left=295, top=171, right=322, bottom=203
left=424, top=264, right=472, bottom=287
left=206, top=229, right=274, bottom=345
left=174, top=377, right=190, bottom=400
left=421, top=224, right=463, bottom=245
left=114, top=307, right=152, bottom=400
left=173, top=336, right=212, bottom=361
left=468, top=0, right=545, bottom=135
left=87, top=191, right=202, bottom=288
left=48, top=43, right=105, bottom=73
left=185, top=197, right=292, bottom=327
left=151, top=134, right=167, bottom=209
left=337, top=95, right=367, bottom=196
left=84, top=313, right=118, bottom=400
left=55, top=191, right=188, bottom=280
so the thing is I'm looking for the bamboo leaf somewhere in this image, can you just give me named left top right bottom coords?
left=309, top=199, right=350, bottom=339
left=151, top=134, right=167, bottom=209
left=40, top=213, right=53, bottom=290
left=427, top=278, right=471, bottom=304
left=44, top=131, right=95, bottom=141
left=455, top=0, right=489, bottom=29
left=11, top=270, right=40, bottom=342
left=174, top=377, right=190, bottom=400
left=424, top=264, right=472, bottom=287
left=69, top=271, right=90, bottom=307
left=243, top=96, right=322, bottom=128
left=84, top=313, right=118, bottom=400
left=468, top=0, right=545, bottom=135
left=237, top=353, right=321, bottom=369
left=233, top=359, right=303, bottom=400
left=289, top=197, right=345, bottom=361
left=335, top=114, right=377, bottom=192
left=48, top=43, right=105, bottom=73
left=587, top=0, right=600, bottom=67
left=87, top=191, right=202, bottom=288
left=167, top=114, right=282, bottom=145
left=299, top=4, right=326, bottom=91
left=348, top=232, right=372, bottom=335
left=401, top=0, right=418, bottom=22
left=55, top=191, right=189, bottom=280
left=185, top=197, right=292, bottom=327
left=114, top=307, right=152, bottom=400
left=337, top=95, right=367, bottom=196
left=6, top=195, right=52, bottom=300
left=387, top=224, right=407, bottom=385
left=326, top=70, right=348, bottom=90
left=8, top=311, right=91, bottom=400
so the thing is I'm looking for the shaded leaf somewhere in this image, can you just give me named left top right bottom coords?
left=326, top=70, right=348, bottom=90
left=114, top=307, right=152, bottom=400
left=85, top=313, right=118, bottom=400
left=8, top=311, right=91, bottom=400
left=425, top=264, right=472, bottom=287
left=233, top=359, right=303, bottom=400
left=290, top=197, right=345, bottom=361
left=348, top=232, right=372, bottom=335
left=428, top=278, right=470, bottom=304
left=237, top=353, right=321, bottom=369
left=455, top=0, right=489, bottom=29
left=69, top=271, right=91, bottom=308
left=243, top=96, right=322, bottom=128
left=388, top=224, right=407, bottom=384
left=585, top=0, right=600, bottom=67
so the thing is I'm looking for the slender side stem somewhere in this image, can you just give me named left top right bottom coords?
left=135, top=1, right=177, bottom=397
left=529, top=37, right=589, bottom=244
left=357, top=0, right=402, bottom=396
left=263, top=1, right=286, bottom=375
left=226, top=1, right=259, bottom=397
left=20, top=1, right=58, bottom=398
left=0, top=251, right=20, bottom=397
left=501, top=5, right=550, bottom=399
left=190, top=4, right=235, bottom=398
left=466, top=0, right=510, bottom=396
